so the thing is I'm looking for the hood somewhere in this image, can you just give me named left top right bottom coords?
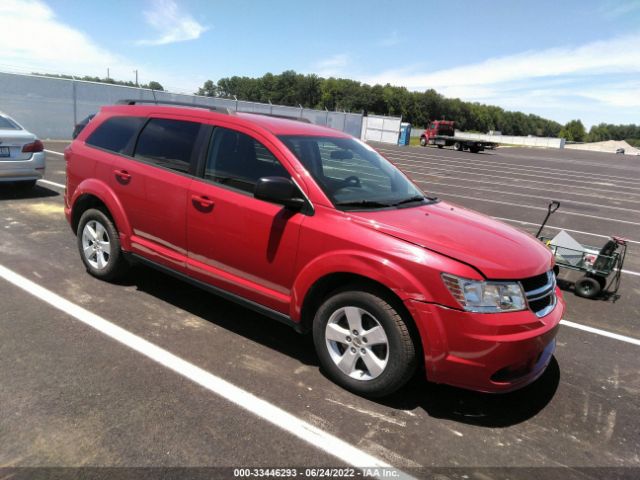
left=350, top=201, right=552, bottom=279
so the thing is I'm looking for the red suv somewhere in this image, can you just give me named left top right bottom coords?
left=64, top=101, right=563, bottom=397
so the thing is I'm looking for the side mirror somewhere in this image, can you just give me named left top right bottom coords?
left=254, top=176, right=306, bottom=210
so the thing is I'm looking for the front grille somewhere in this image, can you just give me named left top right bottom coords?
left=520, top=270, right=557, bottom=318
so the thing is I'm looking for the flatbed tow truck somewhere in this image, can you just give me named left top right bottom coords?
left=419, top=120, right=496, bottom=153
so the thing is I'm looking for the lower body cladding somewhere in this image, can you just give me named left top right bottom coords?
left=0, top=152, right=46, bottom=183
left=407, top=290, right=564, bottom=392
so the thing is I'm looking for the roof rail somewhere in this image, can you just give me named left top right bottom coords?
left=244, top=112, right=312, bottom=123
left=115, top=99, right=234, bottom=115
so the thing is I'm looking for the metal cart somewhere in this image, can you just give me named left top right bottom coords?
left=536, top=201, right=627, bottom=299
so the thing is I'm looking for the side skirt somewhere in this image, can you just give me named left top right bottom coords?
left=126, top=253, right=306, bottom=334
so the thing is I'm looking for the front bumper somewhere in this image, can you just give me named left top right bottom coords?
left=0, top=151, right=46, bottom=182
left=407, top=288, right=564, bottom=393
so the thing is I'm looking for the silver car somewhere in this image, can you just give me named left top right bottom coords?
left=0, top=112, right=46, bottom=188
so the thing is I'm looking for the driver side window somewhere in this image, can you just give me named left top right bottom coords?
left=205, top=127, right=290, bottom=194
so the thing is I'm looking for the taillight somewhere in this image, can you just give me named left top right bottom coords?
left=22, top=140, right=44, bottom=153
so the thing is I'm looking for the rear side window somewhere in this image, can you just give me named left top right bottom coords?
left=0, top=116, right=21, bottom=130
left=86, top=116, right=144, bottom=153
left=134, top=118, right=201, bottom=174
left=205, top=127, right=290, bottom=194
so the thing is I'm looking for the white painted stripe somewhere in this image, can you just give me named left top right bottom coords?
left=44, top=149, right=64, bottom=156
left=412, top=176, right=640, bottom=214
left=0, top=264, right=402, bottom=473
left=391, top=158, right=640, bottom=197
left=492, top=217, right=640, bottom=246
left=621, top=269, right=640, bottom=277
left=428, top=190, right=640, bottom=227
left=378, top=147, right=640, bottom=185
left=560, top=320, right=640, bottom=346
left=38, top=179, right=65, bottom=189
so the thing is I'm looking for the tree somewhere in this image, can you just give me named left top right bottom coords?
left=559, top=119, right=586, bottom=142
left=146, top=80, right=164, bottom=91
left=197, top=80, right=218, bottom=97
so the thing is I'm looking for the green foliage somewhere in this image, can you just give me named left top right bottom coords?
left=31, top=72, right=164, bottom=91
left=586, top=123, right=640, bottom=146
left=559, top=119, right=586, bottom=142
left=196, top=71, right=564, bottom=137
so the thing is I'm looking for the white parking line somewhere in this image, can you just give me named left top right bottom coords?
left=621, top=269, right=640, bottom=277
left=560, top=320, right=640, bottom=346
left=0, top=264, right=401, bottom=473
left=427, top=190, right=640, bottom=227
left=38, top=179, right=65, bottom=189
left=44, top=149, right=64, bottom=156
left=377, top=147, right=640, bottom=185
left=492, top=217, right=640, bottom=246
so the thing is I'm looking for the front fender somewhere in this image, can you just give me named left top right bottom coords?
left=290, top=250, right=431, bottom=321
left=71, top=178, right=133, bottom=250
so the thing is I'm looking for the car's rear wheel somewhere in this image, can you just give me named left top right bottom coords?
left=77, top=208, right=128, bottom=281
left=312, top=289, right=417, bottom=397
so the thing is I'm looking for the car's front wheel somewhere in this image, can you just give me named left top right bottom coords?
left=313, top=288, right=417, bottom=397
left=77, top=208, right=128, bottom=281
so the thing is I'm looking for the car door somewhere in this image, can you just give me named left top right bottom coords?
left=117, top=116, right=209, bottom=271
left=186, top=125, right=306, bottom=313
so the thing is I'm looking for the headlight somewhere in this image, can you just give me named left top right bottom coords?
left=441, top=273, right=526, bottom=313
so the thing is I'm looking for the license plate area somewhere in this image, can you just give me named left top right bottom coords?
left=0, top=147, right=11, bottom=158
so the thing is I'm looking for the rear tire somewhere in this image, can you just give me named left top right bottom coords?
left=312, top=288, right=417, bottom=397
left=470, top=147, right=480, bottom=154
left=454, top=142, right=463, bottom=151
left=575, top=276, right=601, bottom=299
left=77, top=208, right=128, bottom=281
left=437, top=145, right=443, bottom=149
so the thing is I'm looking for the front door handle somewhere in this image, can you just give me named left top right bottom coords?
left=114, top=169, right=131, bottom=183
left=191, top=194, right=215, bottom=210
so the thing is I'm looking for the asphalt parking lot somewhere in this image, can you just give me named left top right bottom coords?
left=1, top=140, right=639, bottom=478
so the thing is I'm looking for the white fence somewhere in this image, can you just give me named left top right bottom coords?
left=360, top=115, right=402, bottom=144
left=0, top=71, right=364, bottom=140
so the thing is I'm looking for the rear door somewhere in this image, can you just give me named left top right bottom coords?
left=125, top=116, right=210, bottom=271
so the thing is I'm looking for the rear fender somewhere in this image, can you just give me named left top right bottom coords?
left=71, top=178, right=132, bottom=250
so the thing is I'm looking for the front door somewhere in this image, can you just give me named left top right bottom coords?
left=186, top=126, right=305, bottom=313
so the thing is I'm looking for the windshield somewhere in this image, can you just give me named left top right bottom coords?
left=279, top=135, right=432, bottom=210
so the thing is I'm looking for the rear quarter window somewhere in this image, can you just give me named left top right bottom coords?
left=86, top=116, right=145, bottom=154
left=0, top=116, right=21, bottom=130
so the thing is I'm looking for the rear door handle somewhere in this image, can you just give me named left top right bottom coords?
left=114, top=169, right=131, bottom=183
left=191, top=194, right=215, bottom=210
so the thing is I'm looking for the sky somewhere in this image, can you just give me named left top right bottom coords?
left=1, top=0, right=639, bottom=128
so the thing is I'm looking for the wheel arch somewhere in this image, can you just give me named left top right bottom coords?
left=70, top=179, right=132, bottom=249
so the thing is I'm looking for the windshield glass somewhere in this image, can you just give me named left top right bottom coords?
left=279, top=135, right=430, bottom=210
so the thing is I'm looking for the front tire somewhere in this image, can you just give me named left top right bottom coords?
left=312, top=289, right=417, bottom=397
left=419, top=137, right=427, bottom=147
left=77, top=208, right=128, bottom=281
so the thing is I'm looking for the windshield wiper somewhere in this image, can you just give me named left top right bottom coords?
left=392, top=195, right=426, bottom=206
left=334, top=200, right=391, bottom=209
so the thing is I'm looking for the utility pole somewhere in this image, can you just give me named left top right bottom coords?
left=107, top=67, right=110, bottom=80
left=133, top=69, right=138, bottom=86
